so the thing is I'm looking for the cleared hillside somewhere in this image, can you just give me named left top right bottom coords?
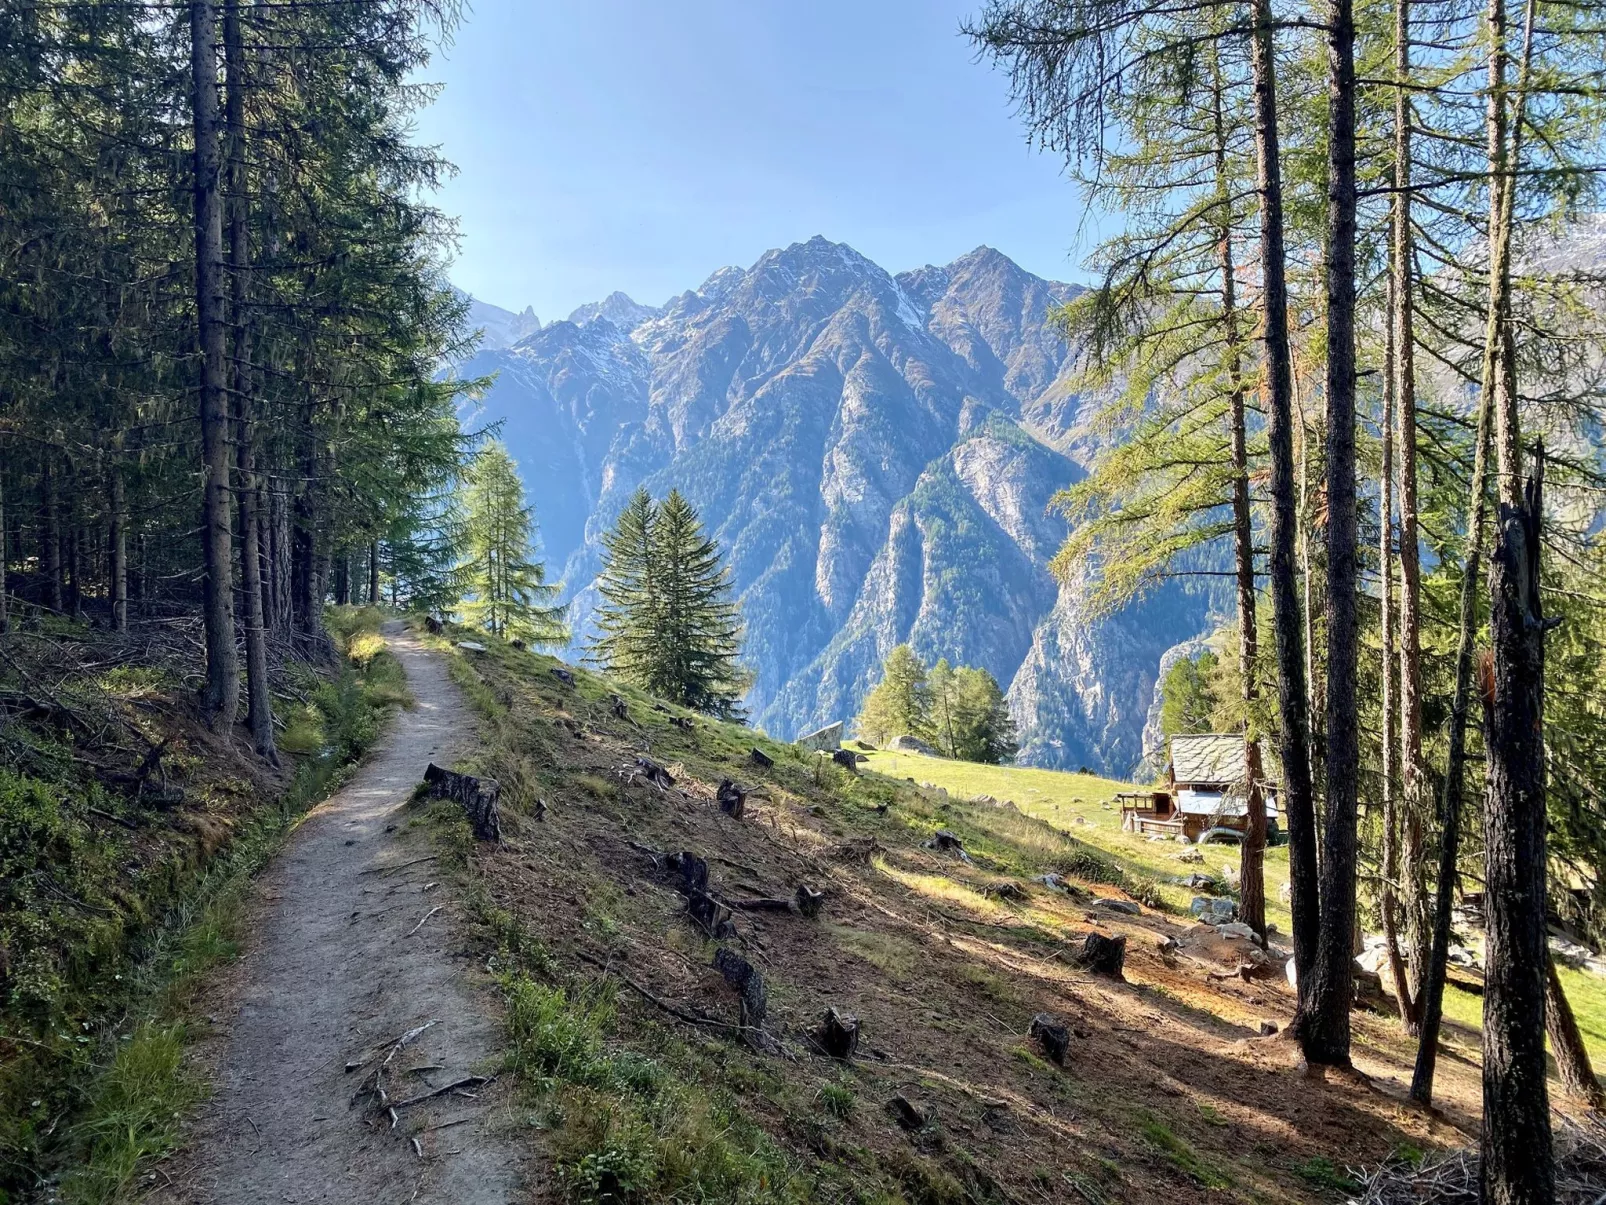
left=411, top=620, right=1520, bottom=1205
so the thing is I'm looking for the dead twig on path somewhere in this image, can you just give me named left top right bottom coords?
left=393, top=1075, right=495, bottom=1110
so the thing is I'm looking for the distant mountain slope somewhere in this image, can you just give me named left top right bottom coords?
left=452, top=238, right=1216, bottom=772
left=457, top=291, right=542, bottom=352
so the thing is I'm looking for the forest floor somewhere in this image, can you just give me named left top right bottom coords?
left=146, top=623, right=529, bottom=1205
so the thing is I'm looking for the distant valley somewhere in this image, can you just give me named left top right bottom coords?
left=454, top=238, right=1219, bottom=773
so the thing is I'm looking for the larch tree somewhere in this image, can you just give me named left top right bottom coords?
left=459, top=443, right=566, bottom=645
left=856, top=645, right=933, bottom=747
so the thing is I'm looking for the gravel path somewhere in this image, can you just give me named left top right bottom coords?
left=156, top=622, right=525, bottom=1204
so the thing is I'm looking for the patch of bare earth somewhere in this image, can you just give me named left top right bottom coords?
left=151, top=624, right=527, bottom=1205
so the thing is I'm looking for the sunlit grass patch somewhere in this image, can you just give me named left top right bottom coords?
left=872, top=857, right=1011, bottom=919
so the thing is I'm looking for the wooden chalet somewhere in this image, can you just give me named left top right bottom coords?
left=1120, top=733, right=1279, bottom=842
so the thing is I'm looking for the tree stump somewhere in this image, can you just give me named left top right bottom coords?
left=717, top=779, right=746, bottom=820
left=831, top=748, right=858, bottom=772
left=671, top=715, right=695, bottom=731
left=423, top=615, right=442, bottom=634
left=423, top=763, right=502, bottom=842
left=1029, top=1013, right=1072, bottom=1065
left=794, top=884, right=825, bottom=919
left=713, top=948, right=767, bottom=1029
left=634, top=756, right=675, bottom=789
left=749, top=747, right=774, bottom=769
left=550, top=667, right=575, bottom=686
left=1073, top=932, right=1126, bottom=979
left=885, top=1095, right=934, bottom=1131
left=510, top=638, right=526, bottom=651
left=610, top=694, right=629, bottom=720
left=809, top=1007, right=860, bottom=1059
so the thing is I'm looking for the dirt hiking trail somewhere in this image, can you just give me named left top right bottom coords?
left=155, top=623, right=525, bottom=1205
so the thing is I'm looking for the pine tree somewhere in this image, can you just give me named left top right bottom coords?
left=590, top=488, right=745, bottom=717
left=856, top=645, right=932, bottom=746
left=458, top=443, right=565, bottom=644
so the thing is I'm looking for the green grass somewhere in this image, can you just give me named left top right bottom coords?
left=859, top=749, right=1293, bottom=929
left=1134, top=1109, right=1233, bottom=1189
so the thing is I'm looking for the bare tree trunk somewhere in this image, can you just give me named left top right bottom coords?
left=1391, top=0, right=1430, bottom=1006
left=1380, top=270, right=1415, bottom=1028
left=1298, top=0, right=1360, bottom=1069
left=1412, top=353, right=1496, bottom=1104
left=1411, top=0, right=1537, bottom=1105
left=1546, top=953, right=1605, bottom=1110
left=270, top=478, right=292, bottom=630
left=225, top=0, right=275, bottom=761
left=1249, top=0, right=1317, bottom=997
left=66, top=523, right=82, bottom=619
left=110, top=465, right=127, bottom=632
left=368, top=538, right=380, bottom=605
left=43, top=455, right=62, bottom=612
left=191, top=0, right=238, bottom=729
left=1482, top=461, right=1552, bottom=1205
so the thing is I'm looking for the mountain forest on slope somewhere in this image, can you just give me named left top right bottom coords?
left=2, top=0, right=1606, bottom=1203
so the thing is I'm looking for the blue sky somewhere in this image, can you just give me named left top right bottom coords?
left=414, top=0, right=1105, bottom=319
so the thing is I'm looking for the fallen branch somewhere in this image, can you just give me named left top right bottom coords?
left=575, top=951, right=728, bottom=1031
left=407, top=906, right=443, bottom=937
left=393, top=1075, right=496, bottom=1110
left=359, top=855, right=438, bottom=876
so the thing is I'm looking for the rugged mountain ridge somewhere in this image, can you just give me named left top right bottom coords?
left=454, top=238, right=1216, bottom=772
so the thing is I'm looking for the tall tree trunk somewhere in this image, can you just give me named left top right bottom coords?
left=1380, top=271, right=1415, bottom=1027
left=66, top=523, right=82, bottom=618
left=0, top=464, right=8, bottom=633
left=191, top=0, right=239, bottom=729
left=225, top=0, right=276, bottom=761
left=334, top=551, right=351, bottom=606
left=110, top=465, right=127, bottom=632
left=1482, top=461, right=1552, bottom=1205
left=368, top=538, right=380, bottom=605
left=43, top=455, right=62, bottom=612
left=1391, top=0, right=1430, bottom=1008
left=1249, top=0, right=1317, bottom=997
left=1298, top=0, right=1360, bottom=1069
left=1546, top=953, right=1605, bottom=1109
left=270, top=478, right=292, bottom=631
left=1210, top=55, right=1266, bottom=942
left=1411, top=0, right=1536, bottom=1104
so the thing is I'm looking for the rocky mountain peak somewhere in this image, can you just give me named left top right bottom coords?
left=453, top=239, right=1212, bottom=773
left=567, top=290, right=662, bottom=333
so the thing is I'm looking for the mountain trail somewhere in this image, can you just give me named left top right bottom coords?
left=152, top=622, right=525, bottom=1205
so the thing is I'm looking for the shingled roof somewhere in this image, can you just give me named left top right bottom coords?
left=1169, top=733, right=1248, bottom=785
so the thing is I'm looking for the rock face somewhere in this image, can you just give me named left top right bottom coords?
left=454, top=237, right=1215, bottom=773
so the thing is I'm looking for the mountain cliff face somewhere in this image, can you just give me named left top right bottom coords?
left=454, top=238, right=1215, bottom=773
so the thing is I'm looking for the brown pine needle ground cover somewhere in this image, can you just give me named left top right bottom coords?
left=419, top=621, right=1577, bottom=1205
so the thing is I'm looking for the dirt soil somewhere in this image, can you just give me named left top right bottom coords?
left=152, top=623, right=526, bottom=1205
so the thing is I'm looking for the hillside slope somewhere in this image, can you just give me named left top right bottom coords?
left=452, top=239, right=1216, bottom=774
left=419, top=624, right=1501, bottom=1205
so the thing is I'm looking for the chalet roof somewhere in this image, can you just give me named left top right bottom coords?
left=1169, top=733, right=1247, bottom=784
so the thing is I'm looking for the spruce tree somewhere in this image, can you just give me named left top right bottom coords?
left=951, top=667, right=1019, bottom=765
left=591, top=488, right=663, bottom=687
left=590, top=488, right=745, bottom=717
left=653, top=491, right=746, bottom=717
left=459, top=443, right=565, bottom=644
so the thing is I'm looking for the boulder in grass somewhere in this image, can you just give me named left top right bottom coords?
left=887, top=734, right=938, bottom=755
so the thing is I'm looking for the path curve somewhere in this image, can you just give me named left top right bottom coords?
left=158, top=623, right=524, bottom=1204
